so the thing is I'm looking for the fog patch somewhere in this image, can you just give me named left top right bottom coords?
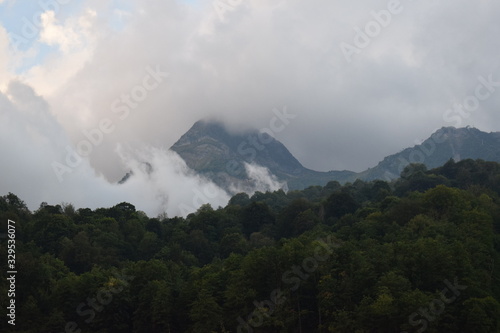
left=229, top=162, right=286, bottom=196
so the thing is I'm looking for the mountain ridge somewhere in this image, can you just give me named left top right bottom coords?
left=170, top=121, right=500, bottom=192
left=359, top=126, right=500, bottom=181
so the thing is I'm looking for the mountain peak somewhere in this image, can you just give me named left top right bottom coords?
left=171, top=119, right=312, bottom=192
left=357, top=126, right=500, bottom=181
left=174, top=119, right=248, bottom=149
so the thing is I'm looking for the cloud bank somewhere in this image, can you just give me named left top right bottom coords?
left=1, top=0, right=499, bottom=213
left=0, top=80, right=230, bottom=216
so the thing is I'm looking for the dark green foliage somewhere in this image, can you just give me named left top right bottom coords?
left=324, top=190, right=359, bottom=220
left=240, top=201, right=275, bottom=237
left=2, top=159, right=500, bottom=332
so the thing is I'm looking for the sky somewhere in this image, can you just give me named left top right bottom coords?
left=1, top=0, right=499, bottom=215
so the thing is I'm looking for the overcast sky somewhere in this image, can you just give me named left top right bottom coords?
left=1, top=0, right=499, bottom=215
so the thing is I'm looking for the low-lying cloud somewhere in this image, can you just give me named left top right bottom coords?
left=228, top=162, right=286, bottom=195
left=0, top=80, right=229, bottom=216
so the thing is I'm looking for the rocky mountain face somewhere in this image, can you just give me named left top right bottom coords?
left=170, top=122, right=500, bottom=192
left=170, top=120, right=355, bottom=192
left=170, top=120, right=304, bottom=177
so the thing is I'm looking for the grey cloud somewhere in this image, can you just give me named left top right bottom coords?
left=0, top=81, right=229, bottom=216
left=3, top=0, right=500, bottom=210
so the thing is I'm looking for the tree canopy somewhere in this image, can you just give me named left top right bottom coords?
left=1, top=159, right=500, bottom=332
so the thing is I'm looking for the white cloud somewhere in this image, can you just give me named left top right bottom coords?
left=19, top=8, right=98, bottom=97
left=0, top=25, right=13, bottom=90
left=1, top=0, right=500, bottom=213
left=39, top=10, right=82, bottom=53
left=17, top=1, right=498, bottom=171
left=0, top=80, right=229, bottom=216
left=243, top=163, right=286, bottom=194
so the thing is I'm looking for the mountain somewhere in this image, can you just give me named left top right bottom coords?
left=170, top=120, right=355, bottom=192
left=358, top=126, right=500, bottom=181
left=170, top=122, right=500, bottom=192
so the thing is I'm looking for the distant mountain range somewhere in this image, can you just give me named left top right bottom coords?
left=170, top=121, right=500, bottom=193
left=356, top=126, right=500, bottom=182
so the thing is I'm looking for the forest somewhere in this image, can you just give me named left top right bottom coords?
left=1, top=158, right=500, bottom=333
